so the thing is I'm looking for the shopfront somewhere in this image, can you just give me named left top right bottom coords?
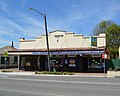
left=14, top=49, right=106, bottom=72
left=8, top=30, right=107, bottom=72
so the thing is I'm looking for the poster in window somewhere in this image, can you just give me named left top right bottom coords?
left=69, top=58, right=76, bottom=67
left=91, top=37, right=97, bottom=46
left=26, top=61, right=31, bottom=66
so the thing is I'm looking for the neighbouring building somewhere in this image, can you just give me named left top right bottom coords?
left=0, top=46, right=18, bottom=69
left=9, top=30, right=108, bottom=72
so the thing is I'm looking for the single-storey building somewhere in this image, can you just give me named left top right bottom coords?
left=0, top=46, right=18, bottom=69
left=9, top=30, right=108, bottom=72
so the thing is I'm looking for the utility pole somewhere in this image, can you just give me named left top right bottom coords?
left=28, top=8, right=51, bottom=71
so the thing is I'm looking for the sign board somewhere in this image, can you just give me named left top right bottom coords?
left=4, top=51, right=8, bottom=57
left=32, top=50, right=104, bottom=55
left=102, top=54, right=107, bottom=59
left=91, top=37, right=97, bottom=46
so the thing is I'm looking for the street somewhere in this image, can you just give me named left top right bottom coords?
left=0, top=74, right=120, bottom=96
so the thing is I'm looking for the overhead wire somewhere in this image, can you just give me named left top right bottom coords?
left=0, top=14, right=47, bottom=48
left=0, top=14, right=40, bottom=20
left=0, top=14, right=43, bottom=27
left=0, top=14, right=44, bottom=38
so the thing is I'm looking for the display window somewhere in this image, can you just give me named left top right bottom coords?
left=50, top=55, right=76, bottom=68
left=88, top=57, right=103, bottom=68
left=68, top=57, right=76, bottom=67
left=50, top=58, right=64, bottom=67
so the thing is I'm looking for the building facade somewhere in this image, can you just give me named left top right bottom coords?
left=0, top=46, right=18, bottom=69
left=9, top=30, right=107, bottom=72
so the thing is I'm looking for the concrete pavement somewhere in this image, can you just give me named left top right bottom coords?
left=0, top=71, right=108, bottom=78
left=0, top=68, right=118, bottom=77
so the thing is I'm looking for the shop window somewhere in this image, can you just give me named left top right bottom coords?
left=50, top=58, right=64, bottom=67
left=25, top=61, right=31, bottom=66
left=14, top=56, right=18, bottom=64
left=1, top=57, right=9, bottom=64
left=68, top=58, right=76, bottom=67
left=64, top=59, right=68, bottom=64
left=89, top=57, right=102, bottom=68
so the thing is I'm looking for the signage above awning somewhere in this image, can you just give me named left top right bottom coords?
left=32, top=50, right=104, bottom=55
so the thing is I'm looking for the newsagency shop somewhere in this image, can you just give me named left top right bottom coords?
left=9, top=30, right=109, bottom=72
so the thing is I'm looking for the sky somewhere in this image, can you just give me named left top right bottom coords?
left=0, top=0, right=120, bottom=48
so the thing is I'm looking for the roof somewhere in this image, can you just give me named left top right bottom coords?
left=8, top=47, right=105, bottom=53
left=0, top=46, right=18, bottom=54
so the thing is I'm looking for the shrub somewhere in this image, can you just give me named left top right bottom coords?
left=1, top=70, right=13, bottom=73
left=35, top=71, right=75, bottom=75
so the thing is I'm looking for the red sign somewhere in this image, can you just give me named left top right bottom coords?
left=102, top=54, right=104, bottom=58
left=102, top=54, right=107, bottom=59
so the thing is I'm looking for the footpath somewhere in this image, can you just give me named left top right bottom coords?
left=0, top=68, right=119, bottom=78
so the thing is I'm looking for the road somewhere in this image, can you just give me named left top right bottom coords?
left=0, top=74, right=120, bottom=96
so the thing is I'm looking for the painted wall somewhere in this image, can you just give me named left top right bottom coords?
left=19, top=30, right=106, bottom=49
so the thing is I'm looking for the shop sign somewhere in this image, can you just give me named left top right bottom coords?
left=102, top=54, right=107, bottom=59
left=69, top=64, right=76, bottom=67
left=91, top=37, right=97, bottom=46
left=32, top=52, right=48, bottom=55
left=32, top=50, right=104, bottom=55
left=69, top=58, right=76, bottom=67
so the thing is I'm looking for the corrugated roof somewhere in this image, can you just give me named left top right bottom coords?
left=0, top=46, right=18, bottom=54
left=8, top=47, right=105, bottom=52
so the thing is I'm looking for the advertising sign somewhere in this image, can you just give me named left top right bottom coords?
left=102, top=54, right=107, bottom=59
left=32, top=50, right=104, bottom=55
left=91, top=37, right=97, bottom=46
left=4, top=51, right=8, bottom=57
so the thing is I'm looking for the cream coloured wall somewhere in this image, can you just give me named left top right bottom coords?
left=97, top=33, right=106, bottom=47
left=19, top=41, right=36, bottom=49
left=97, top=37, right=106, bottom=47
left=19, top=30, right=106, bottom=49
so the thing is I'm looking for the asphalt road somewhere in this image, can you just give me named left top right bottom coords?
left=0, top=74, right=120, bottom=96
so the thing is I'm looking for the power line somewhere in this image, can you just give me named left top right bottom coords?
left=10, top=19, right=43, bottom=27
left=0, top=14, right=40, bottom=20
left=0, top=14, right=44, bottom=30
left=0, top=27, right=37, bottom=38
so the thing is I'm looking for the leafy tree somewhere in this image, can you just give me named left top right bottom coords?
left=92, top=20, right=120, bottom=59
left=106, top=24, right=120, bottom=58
left=92, top=20, right=114, bottom=36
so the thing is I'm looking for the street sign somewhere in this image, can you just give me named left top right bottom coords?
left=4, top=51, right=8, bottom=57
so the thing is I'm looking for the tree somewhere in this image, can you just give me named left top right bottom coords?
left=92, top=20, right=114, bottom=36
left=92, top=20, right=120, bottom=59
left=106, top=24, right=120, bottom=58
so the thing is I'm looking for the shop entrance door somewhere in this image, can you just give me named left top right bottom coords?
left=25, top=57, right=37, bottom=71
left=40, top=55, right=46, bottom=71
left=83, top=57, right=88, bottom=72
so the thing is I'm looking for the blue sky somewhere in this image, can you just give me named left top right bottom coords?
left=0, top=0, right=120, bottom=48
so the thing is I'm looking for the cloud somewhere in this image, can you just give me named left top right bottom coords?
left=0, top=36, right=12, bottom=47
left=1, top=0, right=120, bottom=48
left=0, top=1, right=8, bottom=12
left=47, top=0, right=120, bottom=35
left=0, top=13, right=50, bottom=48
left=82, top=0, right=120, bottom=21
left=21, top=0, right=27, bottom=7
